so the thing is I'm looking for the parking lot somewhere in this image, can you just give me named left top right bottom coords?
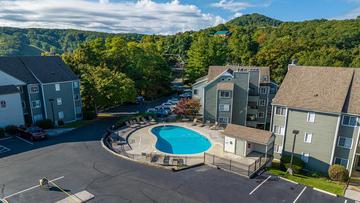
left=0, top=118, right=354, bottom=203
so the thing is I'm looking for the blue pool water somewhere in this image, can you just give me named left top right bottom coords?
left=151, top=125, right=211, bottom=154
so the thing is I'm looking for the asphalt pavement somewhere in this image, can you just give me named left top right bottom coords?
left=0, top=117, right=354, bottom=203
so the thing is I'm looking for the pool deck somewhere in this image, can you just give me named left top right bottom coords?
left=125, top=122, right=259, bottom=166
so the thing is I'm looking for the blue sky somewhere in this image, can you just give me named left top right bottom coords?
left=0, top=0, right=359, bottom=34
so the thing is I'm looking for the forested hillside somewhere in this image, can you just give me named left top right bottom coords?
left=1, top=14, right=360, bottom=112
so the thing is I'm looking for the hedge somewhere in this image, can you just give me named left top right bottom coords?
left=281, top=155, right=305, bottom=174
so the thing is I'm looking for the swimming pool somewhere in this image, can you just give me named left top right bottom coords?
left=151, top=125, right=211, bottom=154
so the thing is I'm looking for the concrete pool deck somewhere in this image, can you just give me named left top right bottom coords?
left=124, top=122, right=259, bottom=166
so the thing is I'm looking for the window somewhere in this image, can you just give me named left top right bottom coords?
left=259, top=99, right=266, bottom=106
left=342, top=115, right=357, bottom=127
left=57, top=98, right=62, bottom=105
left=335, top=157, right=348, bottom=168
left=219, top=104, right=230, bottom=112
left=307, top=112, right=316, bottom=123
left=260, top=87, right=268, bottom=94
left=75, top=106, right=82, bottom=113
left=219, top=91, right=231, bottom=98
left=338, top=137, right=352, bottom=149
left=30, top=85, right=39, bottom=93
left=55, top=84, right=60, bottom=91
left=0, top=100, right=6, bottom=108
left=218, top=117, right=229, bottom=124
left=58, top=111, right=64, bottom=120
left=258, top=112, right=265, bottom=118
left=304, top=132, right=312, bottom=143
left=193, top=89, right=198, bottom=95
left=74, top=94, right=80, bottom=101
left=275, top=107, right=286, bottom=116
left=32, top=100, right=41, bottom=108
left=275, top=145, right=283, bottom=154
left=73, top=81, right=79, bottom=88
left=273, top=125, right=285, bottom=135
left=301, top=153, right=309, bottom=163
left=33, top=114, right=43, bottom=122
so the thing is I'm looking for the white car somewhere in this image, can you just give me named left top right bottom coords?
left=146, top=108, right=156, bottom=113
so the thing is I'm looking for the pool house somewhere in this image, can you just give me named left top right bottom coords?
left=223, top=124, right=275, bottom=165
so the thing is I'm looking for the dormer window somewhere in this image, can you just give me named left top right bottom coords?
left=219, top=91, right=231, bottom=98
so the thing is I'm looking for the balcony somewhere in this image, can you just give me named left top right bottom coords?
left=247, top=114, right=257, bottom=122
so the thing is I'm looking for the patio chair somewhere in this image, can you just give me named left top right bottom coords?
left=129, top=120, right=140, bottom=128
left=210, top=122, right=219, bottom=130
left=136, top=117, right=145, bottom=125
left=163, top=156, right=170, bottom=165
left=191, top=118, right=198, bottom=126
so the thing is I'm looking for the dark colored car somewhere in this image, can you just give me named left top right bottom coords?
left=18, top=126, right=47, bottom=141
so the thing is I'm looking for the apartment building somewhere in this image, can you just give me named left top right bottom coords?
left=192, top=65, right=278, bottom=129
left=0, top=56, right=82, bottom=125
left=271, top=64, right=360, bottom=176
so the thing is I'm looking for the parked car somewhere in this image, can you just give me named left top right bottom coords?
left=146, top=108, right=157, bottom=113
left=18, top=126, right=47, bottom=141
left=167, top=99, right=179, bottom=105
left=135, top=96, right=144, bottom=104
left=179, top=93, right=192, bottom=99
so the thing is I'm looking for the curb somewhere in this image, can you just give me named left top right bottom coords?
left=313, top=187, right=338, bottom=197
left=172, top=163, right=204, bottom=172
left=279, top=177, right=299, bottom=185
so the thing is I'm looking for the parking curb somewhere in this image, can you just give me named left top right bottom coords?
left=313, top=187, right=338, bottom=197
left=279, top=177, right=298, bottom=185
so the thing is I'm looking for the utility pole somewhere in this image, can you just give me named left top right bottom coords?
left=287, top=129, right=299, bottom=175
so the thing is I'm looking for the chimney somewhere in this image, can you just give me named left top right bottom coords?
left=288, top=59, right=298, bottom=70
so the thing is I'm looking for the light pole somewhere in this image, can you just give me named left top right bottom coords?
left=49, top=99, right=55, bottom=124
left=287, top=129, right=299, bottom=175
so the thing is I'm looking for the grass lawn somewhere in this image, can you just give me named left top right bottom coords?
left=267, top=165, right=347, bottom=196
left=60, top=119, right=98, bottom=129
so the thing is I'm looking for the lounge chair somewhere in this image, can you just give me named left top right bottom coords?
left=163, top=156, right=170, bottom=165
left=210, top=122, right=219, bottom=130
left=191, top=118, right=198, bottom=126
left=136, top=117, right=146, bottom=125
left=129, top=120, right=140, bottom=128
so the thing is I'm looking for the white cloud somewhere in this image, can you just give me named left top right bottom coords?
left=0, top=0, right=225, bottom=34
left=211, top=0, right=271, bottom=13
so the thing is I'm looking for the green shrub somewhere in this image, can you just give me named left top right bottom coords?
left=5, top=125, right=18, bottom=135
left=58, top=120, right=65, bottom=126
left=328, top=164, right=349, bottom=182
left=0, top=128, right=4, bottom=138
left=36, top=119, right=54, bottom=129
left=83, top=111, right=97, bottom=120
left=280, top=155, right=305, bottom=174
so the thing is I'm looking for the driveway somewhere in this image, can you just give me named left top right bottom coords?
left=0, top=118, right=354, bottom=203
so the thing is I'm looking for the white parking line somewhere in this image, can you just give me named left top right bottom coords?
left=293, top=186, right=307, bottom=203
left=0, top=145, right=10, bottom=154
left=249, top=175, right=271, bottom=195
left=3, top=176, right=64, bottom=199
left=16, top=136, right=34, bottom=145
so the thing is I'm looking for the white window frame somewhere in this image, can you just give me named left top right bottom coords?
left=219, top=91, right=231, bottom=98
left=57, top=98, right=62, bottom=105
left=342, top=115, right=358, bottom=127
left=259, top=87, right=268, bottom=94
left=334, top=157, right=349, bottom=168
left=32, top=100, right=41, bottom=109
left=218, top=117, right=229, bottom=124
left=55, top=83, right=61, bottom=91
left=337, top=136, right=353, bottom=149
left=193, top=89, right=198, bottom=95
left=307, top=112, right=316, bottom=123
left=219, top=104, right=230, bottom=112
left=29, top=85, right=39, bottom=94
left=58, top=111, right=64, bottom=120
left=273, top=125, right=285, bottom=136
left=275, top=106, right=286, bottom=116
left=301, top=152, right=309, bottom=163
left=259, top=99, right=266, bottom=106
left=258, top=112, right=265, bottom=118
left=73, top=81, right=79, bottom=88
left=304, top=132, right=312, bottom=143
left=275, top=145, right=283, bottom=154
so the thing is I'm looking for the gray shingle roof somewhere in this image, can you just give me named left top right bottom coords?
left=273, top=65, right=360, bottom=115
left=207, top=66, right=270, bottom=83
left=223, top=124, right=274, bottom=145
left=0, top=85, right=19, bottom=96
left=19, top=56, right=78, bottom=83
left=0, top=56, right=78, bottom=84
left=0, top=57, right=38, bottom=84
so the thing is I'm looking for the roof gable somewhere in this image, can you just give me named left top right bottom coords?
left=0, top=57, right=38, bottom=84
left=273, top=66, right=354, bottom=114
left=207, top=66, right=270, bottom=83
left=224, top=124, right=273, bottom=145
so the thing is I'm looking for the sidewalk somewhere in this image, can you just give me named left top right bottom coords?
left=345, top=178, right=360, bottom=202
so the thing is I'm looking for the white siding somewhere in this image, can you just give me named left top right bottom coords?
left=0, top=93, right=24, bottom=127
